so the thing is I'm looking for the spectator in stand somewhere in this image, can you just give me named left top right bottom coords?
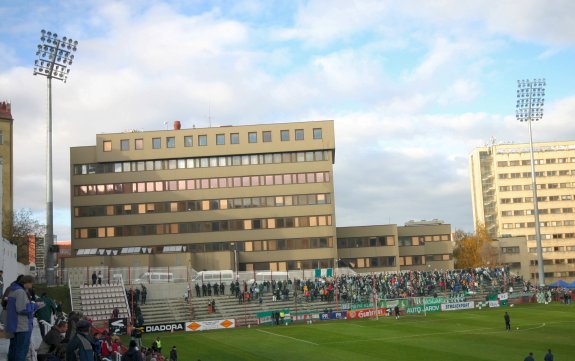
left=92, top=332, right=102, bottom=358
left=66, top=319, right=97, bottom=361
left=97, top=271, right=103, bottom=285
left=91, top=272, right=97, bottom=285
left=6, top=275, right=39, bottom=361
left=141, top=285, right=147, bottom=305
left=195, top=284, right=201, bottom=297
left=101, top=333, right=112, bottom=360
left=36, top=292, right=56, bottom=337
left=37, top=319, right=68, bottom=361
left=112, top=307, right=120, bottom=319
left=122, top=340, right=144, bottom=361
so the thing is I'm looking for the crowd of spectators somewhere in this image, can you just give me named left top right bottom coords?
left=215, top=267, right=531, bottom=305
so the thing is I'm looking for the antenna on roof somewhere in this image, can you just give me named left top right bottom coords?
left=163, top=121, right=168, bottom=130
left=208, top=103, right=212, bottom=128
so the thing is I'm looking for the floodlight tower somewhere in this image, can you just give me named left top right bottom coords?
left=516, top=78, right=546, bottom=287
left=33, top=30, right=78, bottom=285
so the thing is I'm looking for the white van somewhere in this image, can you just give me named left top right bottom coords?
left=249, top=271, right=289, bottom=284
left=134, top=272, right=174, bottom=283
left=192, top=270, right=234, bottom=284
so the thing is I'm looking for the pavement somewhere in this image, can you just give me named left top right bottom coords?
left=0, top=319, right=43, bottom=360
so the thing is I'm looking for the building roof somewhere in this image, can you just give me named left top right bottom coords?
left=0, top=102, right=12, bottom=120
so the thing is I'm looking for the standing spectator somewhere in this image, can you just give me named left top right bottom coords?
left=66, top=319, right=97, bottom=361
left=141, top=285, right=147, bottom=305
left=112, top=307, right=120, bottom=319
left=36, top=319, right=68, bottom=361
left=97, top=271, right=103, bottom=285
left=0, top=270, right=4, bottom=296
left=195, top=284, right=200, bottom=297
left=36, top=292, right=56, bottom=337
left=170, top=346, right=178, bottom=361
left=91, top=272, right=97, bottom=285
left=6, top=275, right=38, bottom=361
left=504, top=312, right=511, bottom=331
left=122, top=340, right=144, bottom=361
left=544, top=349, right=554, bottom=361
left=524, top=352, right=535, bottom=361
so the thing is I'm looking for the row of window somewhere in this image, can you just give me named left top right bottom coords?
left=530, top=259, right=575, bottom=266
left=503, top=221, right=575, bottom=231
left=397, top=235, right=450, bottom=246
left=497, top=158, right=575, bottom=167
left=337, top=236, right=396, bottom=248
left=74, top=150, right=330, bottom=176
left=531, top=272, right=575, bottom=278
left=74, top=193, right=332, bottom=217
left=240, top=258, right=332, bottom=272
left=499, top=182, right=575, bottom=191
left=522, top=233, right=575, bottom=240
left=74, top=171, right=331, bottom=197
left=75, top=237, right=335, bottom=256
left=500, top=196, right=575, bottom=205
left=105, top=128, right=324, bottom=152
left=529, top=246, right=575, bottom=253
left=74, top=215, right=334, bottom=239
left=501, top=246, right=520, bottom=254
left=341, top=257, right=396, bottom=269
left=498, top=170, right=575, bottom=179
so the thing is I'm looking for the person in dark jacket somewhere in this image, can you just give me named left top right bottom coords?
left=36, top=292, right=56, bottom=337
left=122, top=340, right=144, bottom=361
left=91, top=272, right=97, bottom=285
left=504, top=312, right=511, bottom=331
left=524, top=352, right=535, bottom=361
left=66, top=320, right=97, bottom=361
left=544, top=349, right=554, bottom=361
left=37, top=319, right=68, bottom=361
left=169, top=346, right=178, bottom=361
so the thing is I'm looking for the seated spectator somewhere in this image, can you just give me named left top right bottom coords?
left=37, top=319, right=68, bottom=361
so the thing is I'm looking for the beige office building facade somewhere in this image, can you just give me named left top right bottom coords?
left=69, top=120, right=337, bottom=271
left=470, top=141, right=575, bottom=282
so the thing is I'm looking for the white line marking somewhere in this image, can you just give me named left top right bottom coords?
left=256, top=329, right=319, bottom=346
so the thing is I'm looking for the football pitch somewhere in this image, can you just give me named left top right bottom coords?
left=140, top=303, right=573, bottom=361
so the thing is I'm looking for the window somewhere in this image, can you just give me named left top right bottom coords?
left=120, top=139, right=129, bottom=151
left=248, top=132, right=257, bottom=143
left=152, top=138, right=161, bottom=149
left=295, top=129, right=304, bottom=140
left=313, top=128, right=322, bottom=139
left=166, top=137, right=175, bottom=148
left=184, top=136, right=193, bottom=147
left=216, top=134, right=225, bottom=145
left=230, top=133, right=239, bottom=144
left=281, top=130, right=289, bottom=141
left=103, top=140, right=112, bottom=152
left=199, top=135, right=207, bottom=146
left=135, top=139, right=144, bottom=150
left=497, top=161, right=508, bottom=167
left=263, top=131, right=272, bottom=142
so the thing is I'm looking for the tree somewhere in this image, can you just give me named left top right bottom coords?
left=3, top=208, right=46, bottom=264
left=453, top=224, right=499, bottom=269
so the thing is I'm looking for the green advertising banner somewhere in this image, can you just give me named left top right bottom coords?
left=405, top=304, right=441, bottom=315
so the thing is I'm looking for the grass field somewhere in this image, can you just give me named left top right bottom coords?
left=138, top=303, right=574, bottom=361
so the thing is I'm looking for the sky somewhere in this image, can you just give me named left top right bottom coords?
left=1, top=0, right=575, bottom=242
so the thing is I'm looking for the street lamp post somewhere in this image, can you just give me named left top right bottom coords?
left=33, top=30, right=78, bottom=285
left=516, top=78, right=546, bottom=287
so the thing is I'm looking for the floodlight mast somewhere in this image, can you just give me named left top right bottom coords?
left=516, top=78, right=546, bottom=287
left=33, top=30, right=78, bottom=285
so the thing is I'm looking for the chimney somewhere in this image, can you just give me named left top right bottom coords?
left=0, top=101, right=12, bottom=120
left=173, top=120, right=181, bottom=130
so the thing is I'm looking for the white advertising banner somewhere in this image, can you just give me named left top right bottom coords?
left=440, top=301, right=475, bottom=311
left=498, top=292, right=509, bottom=301
left=185, top=319, right=236, bottom=332
left=488, top=300, right=500, bottom=308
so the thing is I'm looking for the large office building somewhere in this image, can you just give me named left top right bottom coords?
left=69, top=120, right=337, bottom=271
left=69, top=120, right=455, bottom=273
left=470, top=141, right=575, bottom=281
